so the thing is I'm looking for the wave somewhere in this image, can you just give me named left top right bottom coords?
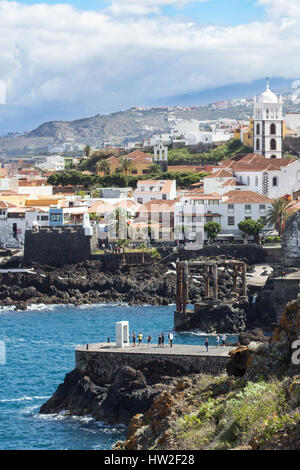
left=0, top=395, right=50, bottom=403
left=179, top=330, right=237, bottom=337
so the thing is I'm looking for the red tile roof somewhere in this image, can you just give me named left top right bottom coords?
left=223, top=190, right=273, bottom=204
left=206, top=169, right=234, bottom=179
left=219, top=154, right=293, bottom=172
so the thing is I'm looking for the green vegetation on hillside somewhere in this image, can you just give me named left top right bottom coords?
left=167, top=139, right=253, bottom=164
left=174, top=375, right=299, bottom=450
left=47, top=169, right=208, bottom=189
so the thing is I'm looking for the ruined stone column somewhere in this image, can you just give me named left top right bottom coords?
left=233, top=265, right=237, bottom=292
left=183, top=261, right=189, bottom=316
left=205, top=266, right=210, bottom=298
left=213, top=264, right=218, bottom=301
left=241, top=263, right=247, bottom=299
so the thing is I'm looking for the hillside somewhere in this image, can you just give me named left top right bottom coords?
left=1, top=90, right=299, bottom=157
left=0, top=104, right=253, bottom=157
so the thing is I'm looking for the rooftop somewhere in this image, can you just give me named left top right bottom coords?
left=222, top=190, right=273, bottom=204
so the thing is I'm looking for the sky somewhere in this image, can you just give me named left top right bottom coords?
left=0, top=0, right=300, bottom=133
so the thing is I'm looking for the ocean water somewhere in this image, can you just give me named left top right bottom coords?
left=0, top=303, right=237, bottom=450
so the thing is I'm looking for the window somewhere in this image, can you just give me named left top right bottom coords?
left=247, top=176, right=250, bottom=186
left=50, top=214, right=63, bottom=223
left=270, top=139, right=277, bottom=150
left=272, top=176, right=278, bottom=187
left=270, top=123, right=276, bottom=135
left=256, top=123, right=260, bottom=135
left=256, top=139, right=260, bottom=151
left=0, top=210, right=6, bottom=216
left=245, top=216, right=252, bottom=220
left=162, top=194, right=167, bottom=200
left=41, top=216, right=48, bottom=221
left=255, top=176, right=259, bottom=187
left=228, top=204, right=234, bottom=213
left=228, top=216, right=235, bottom=226
left=245, top=205, right=251, bottom=214
left=13, top=223, right=17, bottom=238
left=259, top=205, right=266, bottom=213
left=209, top=200, right=219, bottom=205
left=131, top=169, right=138, bottom=175
left=271, top=155, right=277, bottom=159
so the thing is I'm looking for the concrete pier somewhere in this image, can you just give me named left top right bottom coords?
left=75, top=343, right=233, bottom=384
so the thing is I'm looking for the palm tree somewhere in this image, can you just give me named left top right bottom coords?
left=117, top=239, right=130, bottom=253
left=97, top=159, right=111, bottom=175
left=83, top=145, right=92, bottom=159
left=119, top=157, right=132, bottom=176
left=148, top=164, right=162, bottom=175
left=108, top=208, right=133, bottom=240
left=266, top=197, right=294, bottom=235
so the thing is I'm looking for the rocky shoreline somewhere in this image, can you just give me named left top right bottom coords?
left=0, top=256, right=275, bottom=332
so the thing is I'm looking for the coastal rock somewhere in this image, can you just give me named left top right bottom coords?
left=187, top=302, right=247, bottom=333
left=238, top=328, right=268, bottom=346
left=40, top=365, right=167, bottom=425
left=40, top=368, right=107, bottom=417
left=97, top=366, right=155, bottom=424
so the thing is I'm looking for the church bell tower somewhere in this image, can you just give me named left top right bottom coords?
left=253, top=78, right=283, bottom=159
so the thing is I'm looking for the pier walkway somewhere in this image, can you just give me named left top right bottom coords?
left=76, top=342, right=233, bottom=357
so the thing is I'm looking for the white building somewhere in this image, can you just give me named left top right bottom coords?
left=253, top=79, right=283, bottom=159
left=37, top=155, right=65, bottom=171
left=0, top=203, right=49, bottom=247
left=134, top=180, right=176, bottom=204
left=217, top=191, right=273, bottom=238
left=174, top=193, right=222, bottom=242
left=174, top=189, right=274, bottom=242
left=204, top=153, right=300, bottom=199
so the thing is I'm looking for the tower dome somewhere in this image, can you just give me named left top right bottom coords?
left=258, top=79, right=278, bottom=104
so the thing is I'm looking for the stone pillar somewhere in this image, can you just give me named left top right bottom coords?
left=205, top=266, right=210, bottom=298
left=241, top=263, right=247, bottom=299
left=213, top=264, right=218, bottom=301
left=233, top=266, right=237, bottom=292
left=183, top=261, right=189, bottom=316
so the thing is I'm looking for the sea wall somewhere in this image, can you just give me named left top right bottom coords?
left=75, top=348, right=230, bottom=385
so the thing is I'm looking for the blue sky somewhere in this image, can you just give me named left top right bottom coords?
left=0, top=0, right=299, bottom=133
left=8, top=0, right=267, bottom=24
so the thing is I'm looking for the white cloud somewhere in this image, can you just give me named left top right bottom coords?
left=258, top=0, right=300, bottom=18
left=0, top=0, right=300, bottom=131
left=106, top=0, right=209, bottom=16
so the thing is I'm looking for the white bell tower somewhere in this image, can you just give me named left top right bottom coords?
left=153, top=144, right=168, bottom=171
left=253, top=78, right=283, bottom=159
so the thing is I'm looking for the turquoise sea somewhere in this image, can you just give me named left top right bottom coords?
left=0, top=303, right=237, bottom=450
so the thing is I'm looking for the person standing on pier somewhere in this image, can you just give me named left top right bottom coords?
left=161, top=333, right=165, bottom=347
left=205, top=337, right=209, bottom=352
left=132, top=332, right=136, bottom=347
left=158, top=334, right=162, bottom=347
left=222, top=334, right=227, bottom=347
left=216, top=335, right=220, bottom=348
left=169, top=332, right=173, bottom=348
left=147, top=335, right=151, bottom=348
left=138, top=332, right=143, bottom=346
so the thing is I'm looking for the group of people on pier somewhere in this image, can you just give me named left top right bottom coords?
left=131, top=331, right=174, bottom=348
left=130, top=331, right=227, bottom=350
